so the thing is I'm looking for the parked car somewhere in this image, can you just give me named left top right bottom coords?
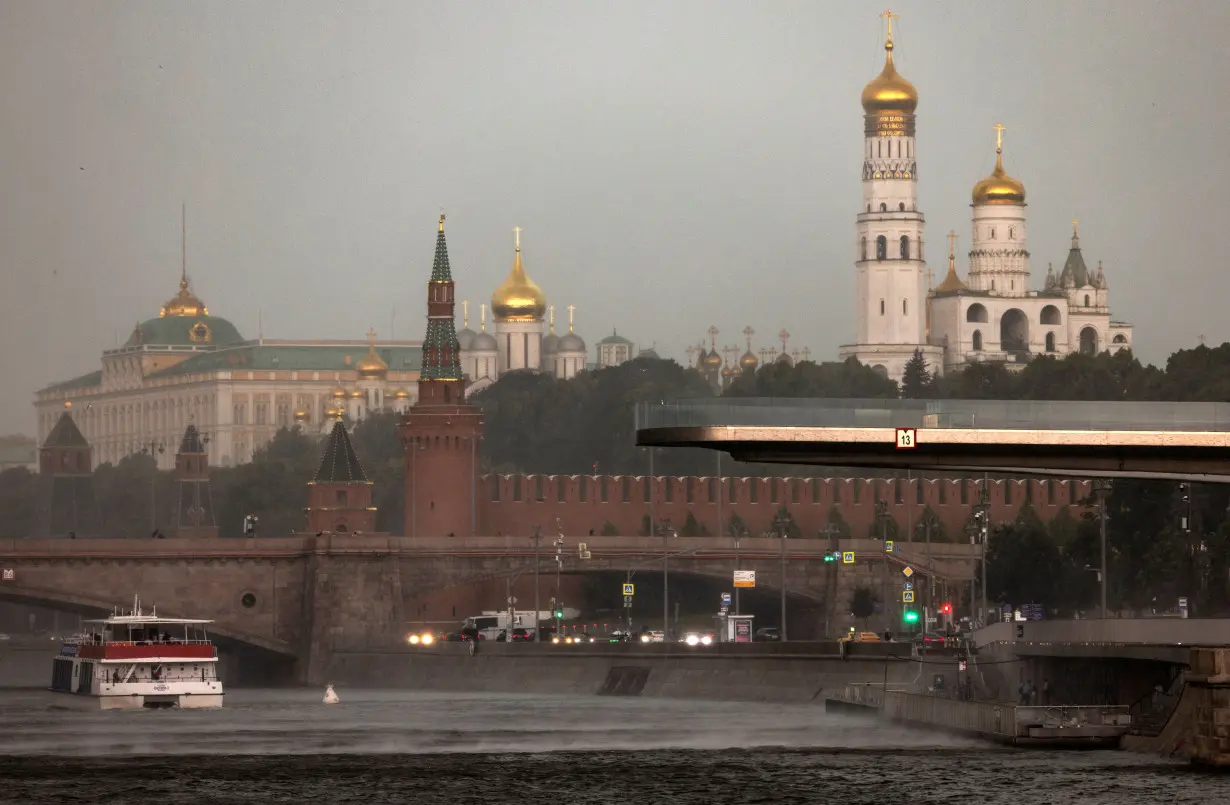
left=840, top=631, right=882, bottom=643
left=755, top=627, right=781, bottom=642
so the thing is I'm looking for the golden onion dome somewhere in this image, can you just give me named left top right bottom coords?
left=293, top=409, right=310, bottom=422
left=355, top=342, right=388, bottom=378
left=160, top=274, right=210, bottom=318
left=972, top=133, right=1026, bottom=205
left=392, top=387, right=410, bottom=398
left=491, top=230, right=547, bottom=322
left=861, top=37, right=918, bottom=115
left=703, top=349, right=723, bottom=369
left=331, top=387, right=347, bottom=399
left=348, top=389, right=363, bottom=399
left=739, top=349, right=759, bottom=371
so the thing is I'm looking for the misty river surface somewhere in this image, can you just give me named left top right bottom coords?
left=0, top=688, right=1225, bottom=804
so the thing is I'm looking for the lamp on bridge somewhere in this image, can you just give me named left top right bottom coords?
left=773, top=511, right=792, bottom=642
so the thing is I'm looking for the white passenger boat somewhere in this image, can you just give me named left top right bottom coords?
left=51, top=595, right=223, bottom=709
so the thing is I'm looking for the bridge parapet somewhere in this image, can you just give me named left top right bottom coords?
left=975, top=618, right=1230, bottom=650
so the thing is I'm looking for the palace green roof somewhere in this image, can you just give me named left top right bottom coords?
left=126, top=315, right=245, bottom=348
left=147, top=343, right=424, bottom=378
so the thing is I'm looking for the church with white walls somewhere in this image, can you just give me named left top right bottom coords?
left=839, top=12, right=1133, bottom=381
left=456, top=228, right=592, bottom=392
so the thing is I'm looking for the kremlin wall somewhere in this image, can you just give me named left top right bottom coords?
left=475, top=472, right=1091, bottom=540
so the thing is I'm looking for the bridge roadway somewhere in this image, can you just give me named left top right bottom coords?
left=635, top=398, right=1230, bottom=482
left=0, top=534, right=979, bottom=681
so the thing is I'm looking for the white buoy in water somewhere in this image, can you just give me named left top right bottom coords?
left=323, top=684, right=339, bottom=704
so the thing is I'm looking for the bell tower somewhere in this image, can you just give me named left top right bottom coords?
left=399, top=215, right=484, bottom=537
left=34, top=402, right=102, bottom=538
left=306, top=417, right=376, bottom=535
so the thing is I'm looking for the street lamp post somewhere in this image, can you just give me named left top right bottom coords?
left=532, top=525, right=542, bottom=642
left=875, top=500, right=891, bottom=631
left=915, top=513, right=939, bottom=619
left=662, top=520, right=676, bottom=638
left=774, top=511, right=791, bottom=641
left=138, top=441, right=165, bottom=533
left=973, top=483, right=990, bottom=626
left=1093, top=479, right=1113, bottom=619
left=819, top=522, right=842, bottom=638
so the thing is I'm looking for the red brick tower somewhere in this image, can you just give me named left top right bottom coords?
left=400, top=214, right=484, bottom=537
left=34, top=403, right=102, bottom=538
left=172, top=422, right=219, bottom=538
left=306, top=417, right=376, bottom=535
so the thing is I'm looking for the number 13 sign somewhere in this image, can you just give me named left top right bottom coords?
left=895, top=428, right=917, bottom=450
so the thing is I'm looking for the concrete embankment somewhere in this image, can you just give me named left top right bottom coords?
left=327, top=642, right=919, bottom=703
left=0, top=642, right=56, bottom=687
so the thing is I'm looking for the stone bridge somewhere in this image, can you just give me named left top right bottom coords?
left=0, top=535, right=978, bottom=682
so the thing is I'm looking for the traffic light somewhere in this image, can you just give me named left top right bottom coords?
left=940, top=603, right=952, bottom=615
left=903, top=609, right=919, bottom=624
left=824, top=552, right=837, bottom=563
left=554, top=606, right=564, bottom=619
left=1015, top=623, right=1024, bottom=639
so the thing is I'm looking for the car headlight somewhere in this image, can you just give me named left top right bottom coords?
left=686, top=634, right=699, bottom=646
left=421, top=634, right=434, bottom=645
left=408, top=634, right=420, bottom=645
left=551, top=636, right=560, bottom=644
left=701, top=635, right=712, bottom=646
left=640, top=634, right=650, bottom=643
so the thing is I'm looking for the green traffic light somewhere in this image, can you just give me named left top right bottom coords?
left=903, top=610, right=919, bottom=623
left=554, top=610, right=563, bottom=619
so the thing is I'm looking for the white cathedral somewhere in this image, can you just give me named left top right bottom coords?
left=839, top=14, right=1133, bottom=381
left=456, top=228, right=601, bottom=392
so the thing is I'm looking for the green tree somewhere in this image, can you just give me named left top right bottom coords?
left=600, top=520, right=619, bottom=536
left=850, top=586, right=878, bottom=628
left=985, top=517, right=1064, bottom=613
left=726, top=357, right=898, bottom=399
left=211, top=426, right=320, bottom=537
left=824, top=504, right=851, bottom=538
left=768, top=506, right=802, bottom=538
left=900, top=349, right=934, bottom=399
left=726, top=512, right=748, bottom=538
left=350, top=412, right=406, bottom=535
left=93, top=453, right=176, bottom=537
left=0, top=467, right=36, bottom=538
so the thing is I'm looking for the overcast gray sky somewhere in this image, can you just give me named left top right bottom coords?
left=2, top=0, right=1226, bottom=436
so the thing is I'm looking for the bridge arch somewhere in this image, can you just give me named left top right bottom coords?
left=0, top=583, right=295, bottom=656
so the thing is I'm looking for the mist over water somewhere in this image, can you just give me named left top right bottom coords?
left=0, top=689, right=1224, bottom=804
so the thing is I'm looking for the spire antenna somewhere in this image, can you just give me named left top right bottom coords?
left=180, top=202, right=188, bottom=289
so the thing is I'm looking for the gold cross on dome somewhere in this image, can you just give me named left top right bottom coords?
left=947, top=230, right=957, bottom=257
left=366, top=327, right=377, bottom=345
left=993, top=122, right=1006, bottom=153
left=513, top=226, right=521, bottom=251
left=880, top=9, right=899, bottom=39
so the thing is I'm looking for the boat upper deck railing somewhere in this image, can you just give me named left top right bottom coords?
left=635, top=399, right=1230, bottom=433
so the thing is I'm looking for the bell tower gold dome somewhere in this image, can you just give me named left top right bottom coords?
left=972, top=123, right=1026, bottom=205
left=491, top=227, right=547, bottom=322
left=861, top=16, right=917, bottom=116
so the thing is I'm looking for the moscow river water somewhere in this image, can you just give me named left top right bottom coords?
left=0, top=688, right=1225, bottom=804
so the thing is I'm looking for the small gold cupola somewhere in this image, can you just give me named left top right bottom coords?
left=972, top=123, right=1027, bottom=206
left=355, top=328, right=389, bottom=378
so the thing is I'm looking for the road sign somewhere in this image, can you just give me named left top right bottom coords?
left=623, top=595, right=633, bottom=605
left=884, top=540, right=894, bottom=553
left=507, top=596, right=517, bottom=605
left=895, top=428, right=917, bottom=450
left=902, top=590, right=915, bottom=603
left=1, top=569, right=12, bottom=581
left=734, top=570, right=756, bottom=588
left=842, top=551, right=855, bottom=564
left=904, top=581, right=914, bottom=591
left=623, top=583, right=635, bottom=596
left=902, top=566, right=914, bottom=578
left=721, top=593, right=732, bottom=606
